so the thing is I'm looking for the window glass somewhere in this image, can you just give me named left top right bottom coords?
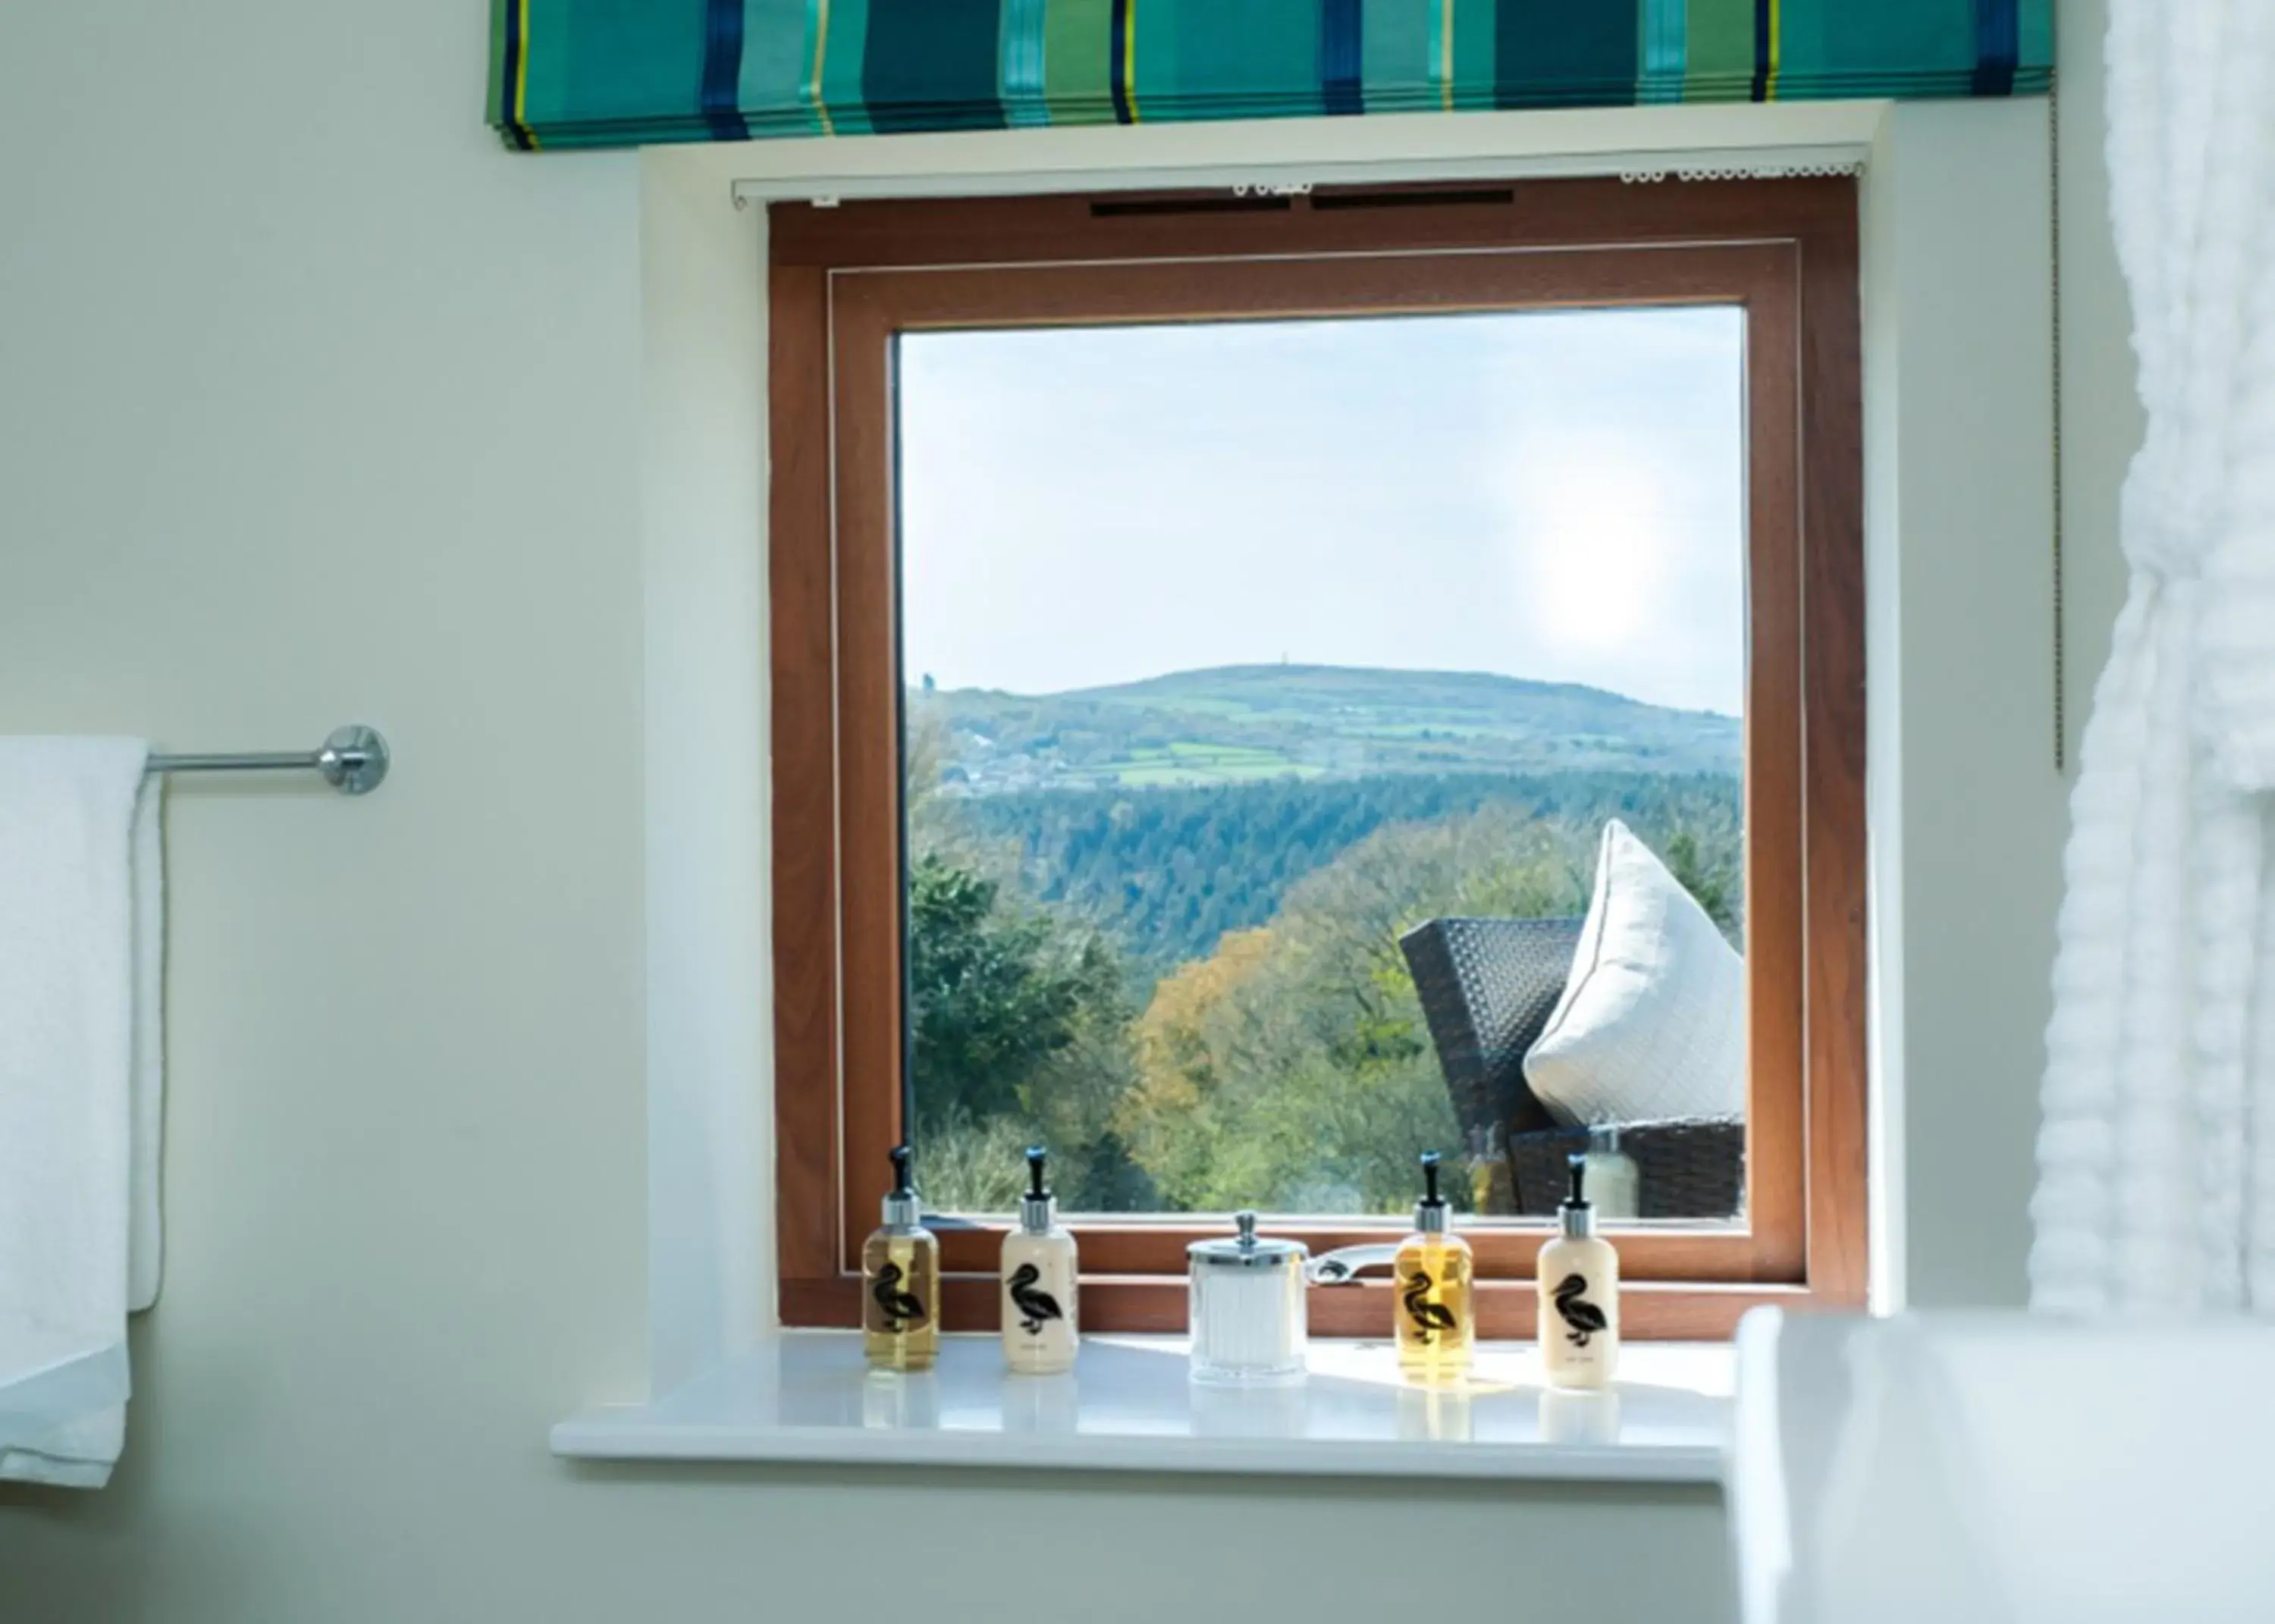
left=898, top=308, right=1746, bottom=1223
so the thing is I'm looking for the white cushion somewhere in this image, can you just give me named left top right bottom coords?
left=1522, top=820, right=1746, bottom=1126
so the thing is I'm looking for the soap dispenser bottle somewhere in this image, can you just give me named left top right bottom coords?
left=1395, top=1151, right=1473, bottom=1382
left=1537, top=1154, right=1619, bottom=1390
left=1000, top=1146, right=1078, bottom=1375
left=863, top=1143, right=940, bottom=1372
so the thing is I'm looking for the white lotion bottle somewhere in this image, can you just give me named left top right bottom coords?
left=1001, top=1146, right=1078, bottom=1375
left=1537, top=1153, right=1619, bottom=1390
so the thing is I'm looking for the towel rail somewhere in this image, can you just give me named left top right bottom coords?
left=146, top=725, right=389, bottom=796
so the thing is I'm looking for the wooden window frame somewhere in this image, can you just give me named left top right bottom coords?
left=770, top=177, right=1866, bottom=1340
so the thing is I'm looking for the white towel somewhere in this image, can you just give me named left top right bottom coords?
left=0, top=739, right=165, bottom=1488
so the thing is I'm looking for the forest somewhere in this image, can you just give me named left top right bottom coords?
left=953, top=769, right=1744, bottom=971
left=908, top=735, right=1743, bottom=1217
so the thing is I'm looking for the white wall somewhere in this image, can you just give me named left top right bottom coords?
left=637, top=151, right=772, bottom=1396
left=1857, top=0, right=2142, bottom=1309
left=0, top=5, right=1727, bottom=1621
left=1862, top=95, right=2063, bottom=1309
left=0, top=0, right=2127, bottom=1618
left=2054, top=0, right=2143, bottom=772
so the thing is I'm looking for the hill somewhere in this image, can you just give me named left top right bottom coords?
left=912, top=663, right=1738, bottom=795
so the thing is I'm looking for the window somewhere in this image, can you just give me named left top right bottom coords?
left=771, top=179, right=1865, bottom=1337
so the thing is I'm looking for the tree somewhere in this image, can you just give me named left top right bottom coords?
left=1662, top=820, right=1744, bottom=943
left=905, top=851, right=1152, bottom=1211
left=1115, top=804, right=1599, bottom=1214
left=908, top=853, right=1115, bottom=1124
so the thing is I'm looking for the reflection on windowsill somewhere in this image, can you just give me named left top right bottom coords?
left=919, top=1210, right=1749, bottom=1234
left=557, top=1334, right=1734, bottom=1483
left=1539, top=1385, right=1623, bottom=1447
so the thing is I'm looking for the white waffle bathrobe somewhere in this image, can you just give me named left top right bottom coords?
left=2032, top=0, right=2275, bottom=1313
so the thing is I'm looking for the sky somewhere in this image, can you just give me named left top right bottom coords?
left=898, top=303, right=1747, bottom=717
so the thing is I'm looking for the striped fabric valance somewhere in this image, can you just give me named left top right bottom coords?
left=490, top=0, right=2051, bottom=152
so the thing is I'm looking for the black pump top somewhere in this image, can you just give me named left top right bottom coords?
left=881, top=1143, right=921, bottom=1227
left=1414, top=1150, right=1449, bottom=1234
left=1019, top=1145, right=1056, bottom=1234
left=1558, top=1152, right=1598, bottom=1239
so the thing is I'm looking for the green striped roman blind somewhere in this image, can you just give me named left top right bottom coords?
left=490, top=0, right=2051, bottom=152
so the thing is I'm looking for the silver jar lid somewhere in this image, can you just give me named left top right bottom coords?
left=1188, top=1210, right=1308, bottom=1271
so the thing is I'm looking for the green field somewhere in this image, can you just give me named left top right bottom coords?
left=1103, top=741, right=1325, bottom=785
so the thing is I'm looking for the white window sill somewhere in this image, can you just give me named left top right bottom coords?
left=552, top=1333, right=1733, bottom=1483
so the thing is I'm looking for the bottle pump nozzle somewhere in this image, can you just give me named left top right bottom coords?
left=1560, top=1152, right=1596, bottom=1239
left=883, top=1143, right=920, bottom=1228
left=1415, top=1150, right=1448, bottom=1234
left=1020, top=1146, right=1056, bottom=1234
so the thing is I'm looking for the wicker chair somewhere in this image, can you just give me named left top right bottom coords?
left=1399, top=916, right=1746, bottom=1218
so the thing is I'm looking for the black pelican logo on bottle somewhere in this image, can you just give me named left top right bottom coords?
left=1552, top=1272, right=1608, bottom=1347
left=872, top=1261, right=927, bottom=1332
left=1403, top=1270, right=1458, bottom=1346
left=1006, top=1262, right=1065, bottom=1337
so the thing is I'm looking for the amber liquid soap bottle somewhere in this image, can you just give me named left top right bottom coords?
left=1537, top=1154, right=1619, bottom=1390
left=1001, top=1146, right=1079, bottom=1375
left=1395, top=1152, right=1474, bottom=1383
left=863, top=1143, right=940, bottom=1372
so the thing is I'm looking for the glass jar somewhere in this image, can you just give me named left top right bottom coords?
left=1187, top=1211, right=1309, bottom=1386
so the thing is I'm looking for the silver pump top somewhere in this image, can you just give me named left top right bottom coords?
left=881, top=1143, right=921, bottom=1229
left=1414, top=1150, right=1450, bottom=1235
left=1018, top=1146, right=1056, bottom=1235
left=1188, top=1209, right=1308, bottom=1271
left=1559, top=1153, right=1596, bottom=1240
